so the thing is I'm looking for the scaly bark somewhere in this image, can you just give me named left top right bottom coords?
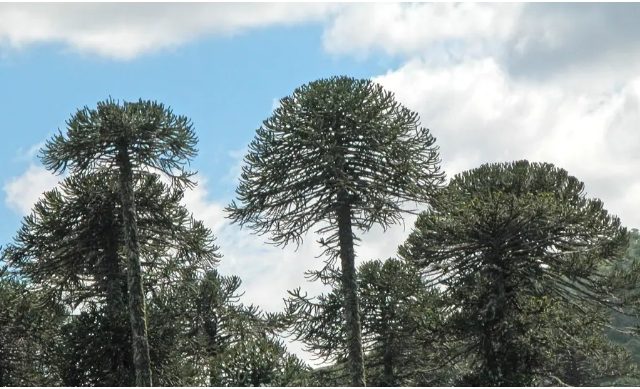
left=382, top=340, right=395, bottom=387
left=381, top=313, right=395, bottom=387
left=337, top=190, right=366, bottom=386
left=103, top=217, right=131, bottom=386
left=117, top=144, right=153, bottom=386
left=480, top=253, right=508, bottom=386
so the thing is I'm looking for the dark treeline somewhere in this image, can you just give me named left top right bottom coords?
left=1, top=76, right=640, bottom=387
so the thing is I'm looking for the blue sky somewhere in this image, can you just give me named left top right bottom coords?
left=0, top=21, right=398, bottom=238
left=2, top=5, right=640, bottom=361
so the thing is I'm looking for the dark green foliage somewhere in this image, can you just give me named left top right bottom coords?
left=41, top=99, right=197, bottom=188
left=450, top=293, right=638, bottom=386
left=606, top=229, right=640, bottom=375
left=4, top=172, right=219, bottom=309
left=40, top=99, right=200, bottom=386
left=58, top=305, right=133, bottom=386
left=357, top=259, right=456, bottom=386
left=147, top=269, right=310, bottom=386
left=214, top=336, right=310, bottom=387
left=4, top=172, right=219, bottom=386
left=0, top=275, right=65, bottom=386
left=284, top=258, right=454, bottom=386
left=147, top=269, right=254, bottom=386
left=227, top=76, right=443, bottom=250
left=227, top=76, right=444, bottom=385
left=400, top=160, right=631, bottom=385
left=546, top=301, right=639, bottom=386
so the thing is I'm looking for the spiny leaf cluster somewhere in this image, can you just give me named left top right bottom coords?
left=399, top=160, right=631, bottom=385
left=400, top=160, right=628, bottom=309
left=227, top=76, right=444, bottom=255
left=283, top=258, right=453, bottom=386
left=41, top=98, right=198, bottom=188
left=4, top=172, right=220, bottom=307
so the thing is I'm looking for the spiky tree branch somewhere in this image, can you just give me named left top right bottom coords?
left=227, top=76, right=444, bottom=385
left=39, top=99, right=199, bottom=386
left=399, top=160, right=630, bottom=385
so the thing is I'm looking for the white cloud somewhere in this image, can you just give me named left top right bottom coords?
left=324, top=3, right=640, bottom=93
left=4, top=164, right=61, bottom=215
left=0, top=3, right=338, bottom=60
left=503, top=4, right=640, bottom=82
left=323, top=3, right=521, bottom=60
left=318, top=3, right=640, bottom=229
left=374, top=58, right=640, bottom=228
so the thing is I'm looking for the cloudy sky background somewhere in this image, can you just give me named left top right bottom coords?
left=2, top=3, right=640, bottom=361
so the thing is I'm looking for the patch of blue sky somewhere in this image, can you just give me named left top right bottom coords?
left=0, top=23, right=401, bottom=246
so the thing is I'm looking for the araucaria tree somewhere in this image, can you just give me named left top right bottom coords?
left=41, top=99, right=198, bottom=386
left=399, top=160, right=629, bottom=385
left=227, top=76, right=444, bottom=385
left=4, top=172, right=219, bottom=385
left=284, top=258, right=453, bottom=386
left=0, top=273, right=65, bottom=386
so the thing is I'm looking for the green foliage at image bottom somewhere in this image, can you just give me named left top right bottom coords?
left=0, top=277, right=65, bottom=386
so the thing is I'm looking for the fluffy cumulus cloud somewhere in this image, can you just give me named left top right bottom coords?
left=323, top=3, right=640, bottom=82
left=320, top=3, right=640, bottom=229
left=374, top=58, right=640, bottom=228
left=323, top=3, right=522, bottom=60
left=0, top=3, right=338, bottom=60
left=503, top=3, right=640, bottom=83
left=4, top=164, right=61, bottom=215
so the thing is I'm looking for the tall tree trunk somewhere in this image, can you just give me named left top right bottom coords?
left=381, top=315, right=395, bottom=386
left=481, top=257, right=508, bottom=386
left=337, top=190, right=366, bottom=386
left=382, top=341, right=394, bottom=387
left=104, top=228, right=129, bottom=386
left=117, top=146, right=153, bottom=386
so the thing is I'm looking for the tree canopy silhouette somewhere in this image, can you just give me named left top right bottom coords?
left=227, top=76, right=444, bottom=385
left=400, top=160, right=629, bottom=385
left=40, top=99, right=199, bottom=386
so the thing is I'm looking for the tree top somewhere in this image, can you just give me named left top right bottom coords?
left=228, top=75, right=445, bottom=250
left=41, top=98, right=198, bottom=188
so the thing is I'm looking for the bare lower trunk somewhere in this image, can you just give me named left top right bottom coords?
left=104, top=228, right=130, bottom=385
left=337, top=190, right=366, bottom=386
left=482, top=261, right=507, bottom=386
left=118, top=146, right=153, bottom=386
left=381, top=331, right=394, bottom=386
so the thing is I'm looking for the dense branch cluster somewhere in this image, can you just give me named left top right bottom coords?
left=4, top=172, right=219, bottom=307
left=398, top=161, right=632, bottom=385
left=400, top=161, right=627, bottom=308
left=41, top=99, right=198, bottom=188
left=283, top=259, right=454, bottom=386
left=2, top=83, right=640, bottom=387
left=227, top=76, right=444, bottom=253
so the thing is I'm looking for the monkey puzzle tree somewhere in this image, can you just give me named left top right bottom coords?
left=4, top=171, right=219, bottom=386
left=0, top=273, right=65, bottom=386
left=147, top=269, right=310, bottom=386
left=284, top=258, right=453, bottom=386
left=399, top=160, right=629, bottom=386
left=148, top=269, right=261, bottom=386
left=40, top=99, right=198, bottom=386
left=227, top=76, right=444, bottom=386
left=214, top=335, right=310, bottom=387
